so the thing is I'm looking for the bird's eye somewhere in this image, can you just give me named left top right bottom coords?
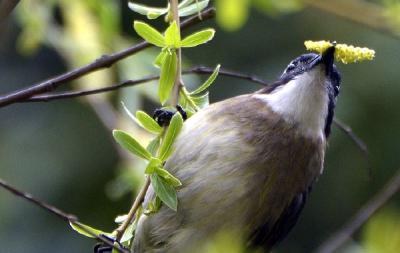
left=286, top=63, right=296, bottom=72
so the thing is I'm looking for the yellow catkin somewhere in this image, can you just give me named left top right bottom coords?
left=304, top=40, right=375, bottom=64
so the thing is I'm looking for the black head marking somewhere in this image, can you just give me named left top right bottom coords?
left=282, top=53, right=320, bottom=78
left=258, top=53, right=322, bottom=94
left=257, top=52, right=341, bottom=138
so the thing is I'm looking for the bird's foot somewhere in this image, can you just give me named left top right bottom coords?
left=93, top=234, right=128, bottom=253
left=153, top=105, right=187, bottom=127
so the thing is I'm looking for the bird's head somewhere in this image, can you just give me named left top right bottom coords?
left=256, top=46, right=341, bottom=139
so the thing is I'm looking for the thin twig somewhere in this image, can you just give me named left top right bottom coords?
left=0, top=7, right=216, bottom=108
left=24, top=76, right=159, bottom=102
left=20, top=66, right=269, bottom=102
left=189, top=66, right=270, bottom=86
left=314, top=169, right=400, bottom=253
left=115, top=176, right=151, bottom=242
left=170, top=0, right=183, bottom=107
left=333, top=118, right=371, bottom=177
left=0, top=178, right=129, bottom=253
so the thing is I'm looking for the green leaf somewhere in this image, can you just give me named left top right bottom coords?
left=165, top=21, right=181, bottom=47
left=180, top=28, right=215, bottom=48
left=159, top=50, right=177, bottom=104
left=121, top=101, right=137, bottom=122
left=154, top=48, right=168, bottom=68
left=136, top=111, right=163, bottom=134
left=69, top=222, right=112, bottom=239
left=120, top=223, right=135, bottom=243
left=179, top=0, right=210, bottom=17
left=151, top=174, right=178, bottom=211
left=155, top=167, right=182, bottom=187
left=113, top=130, right=152, bottom=160
left=191, top=64, right=220, bottom=95
left=191, top=92, right=209, bottom=109
left=147, top=136, right=161, bottom=156
left=128, top=2, right=168, bottom=19
left=158, top=113, right=183, bottom=161
left=178, top=0, right=195, bottom=8
left=133, top=21, right=165, bottom=47
left=114, top=214, right=128, bottom=224
left=144, top=157, right=163, bottom=174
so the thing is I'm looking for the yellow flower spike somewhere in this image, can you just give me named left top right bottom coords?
left=304, top=40, right=375, bottom=64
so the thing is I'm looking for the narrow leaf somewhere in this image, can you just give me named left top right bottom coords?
left=147, top=136, right=161, bottom=156
left=151, top=174, right=178, bottom=211
left=145, top=157, right=163, bottom=174
left=133, top=21, right=165, bottom=47
left=191, top=64, right=220, bottom=95
left=156, top=167, right=182, bottom=187
left=159, top=50, right=177, bottom=104
left=178, top=0, right=195, bottom=8
left=191, top=92, right=209, bottom=109
left=121, top=102, right=137, bottom=123
left=158, top=113, right=183, bottom=161
left=69, top=222, right=112, bottom=239
left=179, top=0, right=210, bottom=17
left=136, top=111, right=163, bottom=134
left=128, top=2, right=168, bottom=19
left=165, top=21, right=181, bottom=47
left=180, top=29, right=215, bottom=48
left=114, top=214, right=128, bottom=224
left=113, top=130, right=152, bottom=160
left=120, top=223, right=135, bottom=243
left=154, top=49, right=167, bottom=68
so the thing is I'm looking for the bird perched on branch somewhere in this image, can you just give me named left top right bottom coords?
left=133, top=46, right=341, bottom=252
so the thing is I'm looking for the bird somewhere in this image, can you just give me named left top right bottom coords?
left=132, top=46, right=341, bottom=253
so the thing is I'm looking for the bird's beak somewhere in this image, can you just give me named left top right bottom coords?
left=309, top=46, right=336, bottom=75
left=321, top=46, right=335, bottom=74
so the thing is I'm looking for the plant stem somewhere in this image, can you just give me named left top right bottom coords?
left=115, top=176, right=151, bottom=242
left=170, top=0, right=183, bottom=107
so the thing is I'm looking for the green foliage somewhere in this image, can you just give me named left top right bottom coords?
left=113, top=130, right=152, bottom=160
left=151, top=174, right=178, bottom=211
left=159, top=49, right=178, bottom=104
left=128, top=2, right=168, bottom=19
left=165, top=21, right=181, bottom=47
left=179, top=0, right=210, bottom=17
left=136, top=111, right=164, bottom=134
left=133, top=21, right=166, bottom=47
left=180, top=29, right=215, bottom=47
left=94, top=0, right=219, bottom=249
left=158, top=113, right=184, bottom=161
left=191, top=65, right=221, bottom=95
left=128, top=0, right=209, bottom=20
left=133, top=20, right=215, bottom=104
left=69, top=221, right=113, bottom=239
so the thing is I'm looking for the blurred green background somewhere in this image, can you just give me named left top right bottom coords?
left=0, top=0, right=399, bottom=252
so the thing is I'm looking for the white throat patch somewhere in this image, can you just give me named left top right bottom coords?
left=254, top=67, right=329, bottom=139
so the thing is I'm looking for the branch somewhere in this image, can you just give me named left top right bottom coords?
left=333, top=118, right=371, bottom=177
left=314, top=169, right=400, bottom=253
left=0, top=7, right=216, bottom=108
left=115, top=176, right=151, bottom=241
left=170, top=0, right=183, bottom=107
left=0, top=178, right=129, bottom=253
left=20, top=66, right=267, bottom=102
